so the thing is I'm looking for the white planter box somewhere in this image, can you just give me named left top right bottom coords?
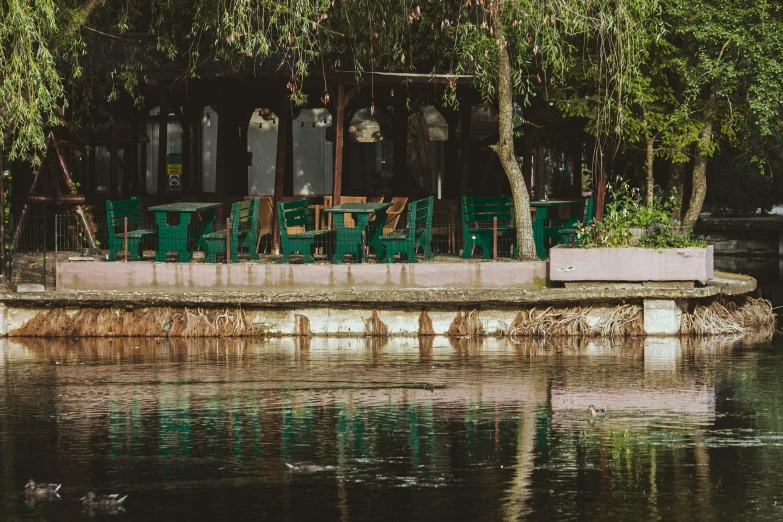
left=549, top=245, right=714, bottom=282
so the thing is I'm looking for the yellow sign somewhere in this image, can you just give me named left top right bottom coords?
left=167, top=164, right=182, bottom=176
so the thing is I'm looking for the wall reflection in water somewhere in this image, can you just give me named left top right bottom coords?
left=0, top=330, right=779, bottom=521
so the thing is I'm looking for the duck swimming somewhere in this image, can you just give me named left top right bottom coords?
left=24, top=480, right=61, bottom=499
left=80, top=492, right=128, bottom=514
left=587, top=405, right=607, bottom=417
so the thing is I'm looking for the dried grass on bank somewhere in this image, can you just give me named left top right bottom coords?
left=448, top=310, right=484, bottom=338
left=680, top=297, right=775, bottom=336
left=509, top=304, right=643, bottom=339
left=11, top=307, right=254, bottom=337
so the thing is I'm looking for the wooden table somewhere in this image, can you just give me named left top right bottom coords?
left=149, top=202, right=222, bottom=262
left=325, top=202, right=391, bottom=263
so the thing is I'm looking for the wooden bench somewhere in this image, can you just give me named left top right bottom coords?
left=105, top=198, right=155, bottom=261
left=278, top=198, right=334, bottom=264
left=203, top=198, right=260, bottom=263
left=460, top=196, right=514, bottom=259
left=380, top=197, right=434, bottom=263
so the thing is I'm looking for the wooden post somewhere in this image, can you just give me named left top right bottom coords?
left=273, top=89, right=291, bottom=251
left=333, top=79, right=346, bottom=206
left=493, top=216, right=498, bottom=261
left=157, top=93, right=169, bottom=200
left=110, top=124, right=119, bottom=198
left=225, top=216, right=231, bottom=264
left=123, top=216, right=128, bottom=262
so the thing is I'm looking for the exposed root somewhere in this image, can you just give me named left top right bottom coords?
left=448, top=309, right=484, bottom=338
left=509, top=304, right=642, bottom=339
left=680, top=297, right=775, bottom=336
left=418, top=310, right=435, bottom=336
left=10, top=307, right=255, bottom=337
left=364, top=310, right=389, bottom=337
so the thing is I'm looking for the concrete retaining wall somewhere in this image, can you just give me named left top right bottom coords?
left=56, top=261, right=548, bottom=292
left=550, top=245, right=714, bottom=282
left=0, top=297, right=764, bottom=338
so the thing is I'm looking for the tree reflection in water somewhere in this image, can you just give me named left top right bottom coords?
left=0, top=330, right=779, bottom=521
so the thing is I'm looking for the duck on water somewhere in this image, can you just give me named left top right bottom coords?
left=587, top=405, right=607, bottom=417
left=25, top=480, right=62, bottom=499
left=81, top=492, right=128, bottom=514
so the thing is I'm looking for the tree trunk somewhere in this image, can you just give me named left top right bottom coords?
left=682, top=122, right=712, bottom=232
left=490, top=24, right=537, bottom=260
left=667, top=161, right=687, bottom=221
left=645, top=138, right=654, bottom=206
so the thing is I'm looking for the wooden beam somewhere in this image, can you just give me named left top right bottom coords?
left=273, top=88, right=291, bottom=249
left=332, top=79, right=346, bottom=205
left=157, top=93, right=169, bottom=200
left=274, top=90, right=290, bottom=203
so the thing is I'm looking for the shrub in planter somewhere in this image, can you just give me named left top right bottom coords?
left=574, top=181, right=707, bottom=249
left=552, top=182, right=712, bottom=282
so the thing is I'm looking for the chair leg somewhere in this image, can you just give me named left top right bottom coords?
left=461, top=236, right=473, bottom=259
left=382, top=242, right=395, bottom=263
left=423, top=242, right=434, bottom=260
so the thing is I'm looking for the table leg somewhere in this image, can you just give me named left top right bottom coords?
left=331, top=213, right=364, bottom=264
left=155, top=211, right=194, bottom=263
left=367, top=209, right=387, bottom=261
left=155, top=212, right=168, bottom=262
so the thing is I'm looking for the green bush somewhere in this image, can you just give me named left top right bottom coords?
left=576, top=181, right=707, bottom=248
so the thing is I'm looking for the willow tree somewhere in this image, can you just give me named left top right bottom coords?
left=4, top=0, right=661, bottom=258
left=440, top=0, right=662, bottom=258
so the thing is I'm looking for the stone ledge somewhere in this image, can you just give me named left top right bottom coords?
left=0, top=271, right=756, bottom=308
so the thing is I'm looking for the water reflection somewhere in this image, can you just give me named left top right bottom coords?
left=0, top=331, right=780, bottom=521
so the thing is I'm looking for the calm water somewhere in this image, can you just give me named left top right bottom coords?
left=2, top=332, right=783, bottom=521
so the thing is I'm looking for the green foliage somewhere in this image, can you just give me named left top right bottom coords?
left=576, top=180, right=706, bottom=248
